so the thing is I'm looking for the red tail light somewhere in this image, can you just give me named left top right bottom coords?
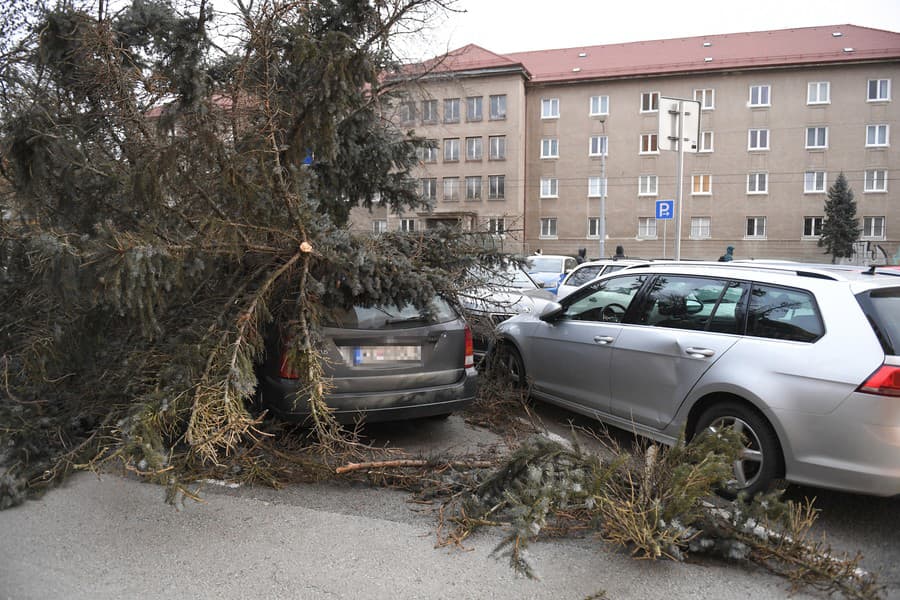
left=858, top=364, right=900, bottom=396
left=464, top=325, right=475, bottom=369
left=279, top=349, right=300, bottom=379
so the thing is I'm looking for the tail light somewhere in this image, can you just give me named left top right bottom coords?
left=279, top=349, right=300, bottom=379
left=858, top=364, right=900, bottom=396
left=464, top=325, right=475, bottom=369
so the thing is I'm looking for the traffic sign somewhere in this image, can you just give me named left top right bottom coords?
left=656, top=199, right=674, bottom=220
left=658, top=97, right=701, bottom=152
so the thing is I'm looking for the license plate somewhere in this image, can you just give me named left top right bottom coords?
left=339, top=345, right=421, bottom=366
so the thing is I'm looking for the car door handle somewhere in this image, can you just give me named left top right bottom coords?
left=593, top=336, right=615, bottom=344
left=686, top=347, right=715, bottom=358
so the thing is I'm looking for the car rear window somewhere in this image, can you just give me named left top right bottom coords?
left=746, top=284, right=823, bottom=343
left=567, top=265, right=603, bottom=287
left=856, top=287, right=900, bottom=355
left=528, top=257, right=564, bottom=272
left=325, top=297, right=458, bottom=329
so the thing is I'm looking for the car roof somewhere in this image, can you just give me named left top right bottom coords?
left=571, top=259, right=647, bottom=269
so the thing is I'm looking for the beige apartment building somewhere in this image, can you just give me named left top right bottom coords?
left=352, top=25, right=900, bottom=262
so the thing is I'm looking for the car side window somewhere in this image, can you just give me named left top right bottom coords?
left=746, top=284, right=824, bottom=342
left=635, top=276, right=741, bottom=332
left=562, top=275, right=646, bottom=323
left=568, top=266, right=602, bottom=287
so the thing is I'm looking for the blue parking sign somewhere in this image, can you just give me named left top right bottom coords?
left=656, top=199, right=674, bottom=220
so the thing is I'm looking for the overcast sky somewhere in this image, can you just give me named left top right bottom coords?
left=398, top=0, right=900, bottom=60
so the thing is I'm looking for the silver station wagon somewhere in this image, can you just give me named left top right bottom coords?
left=493, top=262, right=900, bottom=497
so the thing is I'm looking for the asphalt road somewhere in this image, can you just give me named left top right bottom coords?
left=1, top=410, right=897, bottom=600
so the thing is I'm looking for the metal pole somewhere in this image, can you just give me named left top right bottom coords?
left=598, top=118, right=607, bottom=259
left=674, top=101, right=685, bottom=261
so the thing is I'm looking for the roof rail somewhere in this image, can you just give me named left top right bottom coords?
left=626, top=260, right=846, bottom=281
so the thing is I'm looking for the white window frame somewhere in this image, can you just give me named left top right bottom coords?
left=421, top=178, right=436, bottom=201
left=421, top=99, right=438, bottom=123
left=400, top=218, right=415, bottom=232
left=489, top=94, right=507, bottom=120
left=638, top=174, right=658, bottom=196
left=466, top=96, right=483, bottom=122
left=398, top=100, right=415, bottom=123
left=748, top=128, right=770, bottom=151
left=749, top=84, right=771, bottom=107
left=866, top=124, right=890, bottom=148
left=806, top=126, right=828, bottom=149
left=465, top=176, right=482, bottom=201
left=587, top=217, right=600, bottom=238
left=541, top=97, right=560, bottom=119
left=640, top=91, right=659, bottom=113
left=638, top=217, right=658, bottom=239
left=442, top=177, right=459, bottom=202
left=862, top=216, right=885, bottom=240
left=372, top=219, right=387, bottom=234
left=540, top=177, right=559, bottom=198
left=443, top=98, right=460, bottom=123
left=864, top=169, right=888, bottom=192
left=690, top=217, right=711, bottom=239
left=541, top=138, right=559, bottom=159
left=589, top=135, right=608, bottom=157
left=745, top=216, right=767, bottom=239
left=807, top=81, right=830, bottom=105
left=588, top=176, right=606, bottom=198
left=488, top=175, right=505, bottom=200
left=489, top=135, right=506, bottom=160
left=590, top=95, right=609, bottom=116
left=867, top=79, right=891, bottom=102
left=639, top=133, right=659, bottom=154
left=465, top=136, right=483, bottom=160
left=488, top=217, right=505, bottom=235
left=422, top=140, right=438, bottom=163
left=699, top=131, right=714, bottom=153
left=540, top=217, right=558, bottom=239
left=804, top=171, right=826, bottom=193
left=747, top=172, right=768, bottom=194
left=692, top=174, right=712, bottom=196
left=443, top=138, right=460, bottom=161
left=694, top=88, right=715, bottom=110
left=803, top=216, right=824, bottom=238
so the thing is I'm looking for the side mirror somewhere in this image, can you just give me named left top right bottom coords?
left=539, top=301, right=564, bottom=322
left=685, top=298, right=704, bottom=315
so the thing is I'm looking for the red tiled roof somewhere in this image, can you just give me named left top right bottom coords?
left=402, top=43, right=529, bottom=78
left=463, top=25, right=900, bottom=84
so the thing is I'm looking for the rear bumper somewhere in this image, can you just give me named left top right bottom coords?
left=259, top=367, right=478, bottom=424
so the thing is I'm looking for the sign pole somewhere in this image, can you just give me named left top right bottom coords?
left=674, top=100, right=685, bottom=262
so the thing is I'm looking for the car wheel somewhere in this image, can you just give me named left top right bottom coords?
left=493, top=342, right=526, bottom=388
left=694, top=401, right=782, bottom=498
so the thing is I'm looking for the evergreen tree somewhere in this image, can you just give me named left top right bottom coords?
left=818, top=172, right=860, bottom=263
left=0, top=0, right=492, bottom=507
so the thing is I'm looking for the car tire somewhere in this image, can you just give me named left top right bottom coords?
left=493, top=342, right=526, bottom=389
left=694, top=401, right=783, bottom=499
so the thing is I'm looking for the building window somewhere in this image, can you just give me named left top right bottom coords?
left=589, top=135, right=608, bottom=157
left=400, top=218, right=415, bottom=232
left=638, top=174, right=658, bottom=196
left=808, top=81, right=830, bottom=104
left=541, top=98, right=560, bottom=119
left=489, top=135, right=507, bottom=160
left=746, top=216, right=767, bottom=238
left=399, top=101, right=415, bottom=123
left=488, top=175, right=505, bottom=200
left=863, top=216, right=885, bottom=239
left=443, top=138, right=460, bottom=162
left=747, top=172, right=768, bottom=194
left=465, top=136, right=483, bottom=160
left=588, top=217, right=600, bottom=238
left=421, top=99, right=438, bottom=123
left=443, top=98, right=460, bottom=123
left=442, top=177, right=459, bottom=202
left=749, top=84, right=771, bottom=107
left=748, top=128, right=770, bottom=151
left=489, top=94, right=507, bottom=120
left=699, top=131, right=714, bottom=153
left=694, top=88, right=715, bottom=110
left=640, top=133, right=658, bottom=154
left=866, top=124, right=890, bottom=147
left=588, top=176, right=606, bottom=197
left=806, top=126, right=828, bottom=149
left=638, top=217, right=657, bottom=239
left=421, top=140, right=438, bottom=163
left=865, top=169, right=888, bottom=192
left=540, top=217, right=558, bottom=238
left=868, top=79, right=891, bottom=102
left=640, top=91, right=659, bottom=112
left=421, top=178, right=436, bottom=201
left=373, top=219, right=387, bottom=234
left=466, top=96, right=482, bottom=122
left=804, top=171, right=826, bottom=193
left=540, top=177, right=559, bottom=198
left=803, top=216, right=824, bottom=237
left=690, top=217, right=711, bottom=239
left=590, top=95, right=609, bottom=116
left=465, top=176, right=482, bottom=201
left=541, top=138, right=559, bottom=159
left=692, top=174, right=712, bottom=195
left=488, top=217, right=505, bottom=235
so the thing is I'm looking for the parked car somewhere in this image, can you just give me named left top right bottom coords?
left=491, top=261, right=900, bottom=497
left=525, top=254, right=578, bottom=292
left=257, top=296, right=478, bottom=423
left=556, top=259, right=648, bottom=299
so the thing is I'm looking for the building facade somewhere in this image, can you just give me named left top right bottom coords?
left=351, top=25, right=900, bottom=262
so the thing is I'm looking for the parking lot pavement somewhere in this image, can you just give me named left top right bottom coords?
left=0, top=412, right=896, bottom=600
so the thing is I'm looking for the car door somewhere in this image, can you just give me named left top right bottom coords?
left=525, top=274, right=648, bottom=412
left=608, top=276, right=746, bottom=429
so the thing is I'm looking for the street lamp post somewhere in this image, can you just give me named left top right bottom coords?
left=598, top=116, right=607, bottom=259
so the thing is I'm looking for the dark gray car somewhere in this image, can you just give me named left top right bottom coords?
left=258, top=297, right=478, bottom=423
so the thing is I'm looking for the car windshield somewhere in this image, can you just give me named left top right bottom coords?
left=324, top=297, right=457, bottom=329
left=857, top=287, right=900, bottom=355
left=528, top=257, right=564, bottom=272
